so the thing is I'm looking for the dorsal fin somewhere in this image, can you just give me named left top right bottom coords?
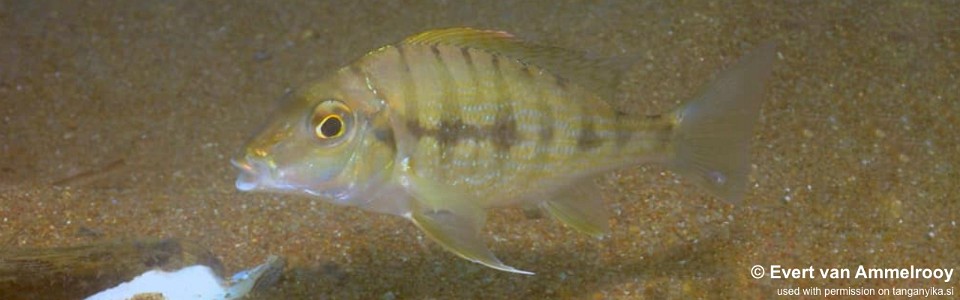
left=403, top=28, right=631, bottom=100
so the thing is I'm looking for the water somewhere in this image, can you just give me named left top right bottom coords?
left=1, top=1, right=957, bottom=298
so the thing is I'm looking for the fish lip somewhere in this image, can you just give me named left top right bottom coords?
left=232, top=158, right=268, bottom=192
left=231, top=158, right=253, bottom=171
left=232, top=157, right=311, bottom=194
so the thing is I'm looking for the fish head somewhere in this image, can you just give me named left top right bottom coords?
left=232, top=74, right=393, bottom=204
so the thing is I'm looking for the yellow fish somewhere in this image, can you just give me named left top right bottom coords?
left=232, top=28, right=775, bottom=274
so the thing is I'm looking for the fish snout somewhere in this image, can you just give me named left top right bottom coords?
left=231, top=158, right=272, bottom=191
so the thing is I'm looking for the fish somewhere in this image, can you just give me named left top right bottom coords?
left=232, top=28, right=776, bottom=274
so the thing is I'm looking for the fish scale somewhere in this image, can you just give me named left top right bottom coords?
left=234, top=28, right=775, bottom=274
left=358, top=42, right=667, bottom=204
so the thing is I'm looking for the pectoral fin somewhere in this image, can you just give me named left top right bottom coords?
left=542, top=180, right=610, bottom=238
left=411, top=209, right=533, bottom=275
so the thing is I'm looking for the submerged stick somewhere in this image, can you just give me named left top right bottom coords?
left=51, top=159, right=127, bottom=187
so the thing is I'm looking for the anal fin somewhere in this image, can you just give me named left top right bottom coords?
left=411, top=209, right=533, bottom=275
left=403, top=171, right=533, bottom=275
left=541, top=180, right=610, bottom=238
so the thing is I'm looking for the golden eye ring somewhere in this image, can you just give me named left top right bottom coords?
left=315, top=114, right=344, bottom=139
left=310, top=99, right=351, bottom=141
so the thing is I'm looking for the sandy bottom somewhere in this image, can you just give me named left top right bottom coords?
left=2, top=1, right=958, bottom=299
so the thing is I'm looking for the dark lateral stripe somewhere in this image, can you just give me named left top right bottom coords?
left=405, top=117, right=511, bottom=148
left=577, top=116, right=603, bottom=151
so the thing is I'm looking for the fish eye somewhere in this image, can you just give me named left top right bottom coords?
left=310, top=100, right=351, bottom=141
left=316, top=115, right=343, bottom=138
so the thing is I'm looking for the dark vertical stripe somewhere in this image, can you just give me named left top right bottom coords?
left=554, top=74, right=569, bottom=90
left=489, top=53, right=508, bottom=172
left=460, top=47, right=473, bottom=68
left=533, top=65, right=555, bottom=167
left=614, top=111, right=632, bottom=149
left=348, top=65, right=368, bottom=92
left=577, top=107, right=603, bottom=151
left=492, top=108, right=518, bottom=152
left=431, top=45, right=461, bottom=168
left=488, top=53, right=521, bottom=187
left=460, top=47, right=478, bottom=111
left=488, top=54, right=518, bottom=152
left=519, top=62, right=534, bottom=79
left=462, top=47, right=482, bottom=180
left=394, top=44, right=418, bottom=134
left=346, top=60, right=396, bottom=152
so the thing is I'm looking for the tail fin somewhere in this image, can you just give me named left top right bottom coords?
left=671, top=42, right=776, bottom=204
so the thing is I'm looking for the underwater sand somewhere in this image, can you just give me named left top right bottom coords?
left=1, top=1, right=958, bottom=299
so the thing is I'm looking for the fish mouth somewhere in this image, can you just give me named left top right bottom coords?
left=231, top=158, right=328, bottom=195
left=231, top=158, right=273, bottom=192
left=231, top=156, right=348, bottom=201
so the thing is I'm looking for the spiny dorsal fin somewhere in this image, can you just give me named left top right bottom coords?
left=403, top=28, right=631, bottom=100
left=404, top=27, right=518, bottom=46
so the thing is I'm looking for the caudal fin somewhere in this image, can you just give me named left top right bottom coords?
left=671, top=42, right=776, bottom=204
